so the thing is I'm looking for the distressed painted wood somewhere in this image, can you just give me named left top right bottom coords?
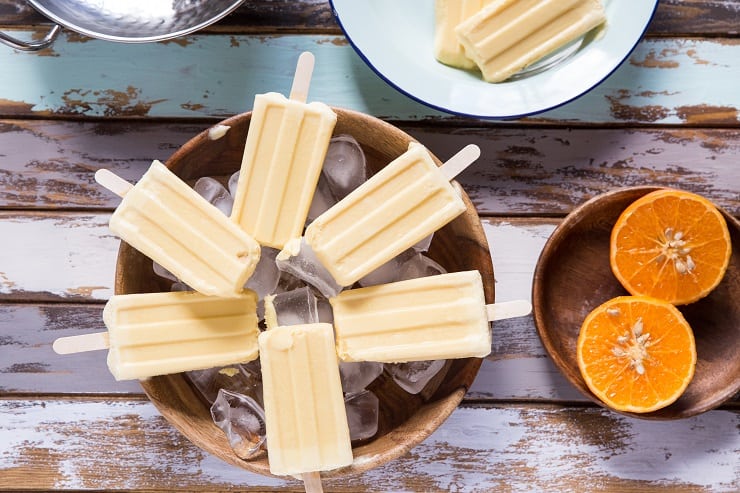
left=0, top=212, right=116, bottom=301
left=2, top=120, right=739, bottom=215
left=2, top=0, right=739, bottom=36
left=0, top=34, right=738, bottom=124
left=0, top=216, right=736, bottom=405
left=0, top=399, right=737, bottom=491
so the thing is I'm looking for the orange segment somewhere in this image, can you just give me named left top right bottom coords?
left=610, top=189, right=731, bottom=305
left=577, top=296, right=696, bottom=413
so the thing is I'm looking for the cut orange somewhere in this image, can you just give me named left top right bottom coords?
left=610, top=189, right=731, bottom=305
left=577, top=296, right=696, bottom=413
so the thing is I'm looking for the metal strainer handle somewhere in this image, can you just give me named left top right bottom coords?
left=0, top=24, right=60, bottom=51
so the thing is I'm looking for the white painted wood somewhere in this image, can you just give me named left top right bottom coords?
left=0, top=399, right=737, bottom=491
left=0, top=212, right=117, bottom=301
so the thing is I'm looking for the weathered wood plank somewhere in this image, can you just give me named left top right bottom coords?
left=2, top=120, right=739, bottom=216
left=0, top=399, right=737, bottom=491
left=1, top=0, right=739, bottom=36
left=0, top=34, right=738, bottom=124
left=0, top=212, right=116, bottom=302
left=1, top=218, right=736, bottom=406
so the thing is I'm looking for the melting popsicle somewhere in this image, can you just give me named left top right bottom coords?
left=304, top=142, right=479, bottom=287
left=53, top=290, right=260, bottom=381
left=97, top=161, right=261, bottom=298
left=434, top=0, right=492, bottom=69
left=259, top=323, right=352, bottom=483
left=330, top=270, right=532, bottom=363
left=456, top=0, right=607, bottom=82
left=231, top=51, right=338, bottom=249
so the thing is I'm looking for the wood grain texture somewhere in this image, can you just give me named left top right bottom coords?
left=0, top=399, right=737, bottom=491
left=2, top=121, right=739, bottom=215
left=0, top=217, right=735, bottom=406
left=0, top=34, right=738, bottom=124
left=1, top=0, right=739, bottom=36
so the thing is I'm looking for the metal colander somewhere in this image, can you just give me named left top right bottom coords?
left=1, top=0, right=246, bottom=51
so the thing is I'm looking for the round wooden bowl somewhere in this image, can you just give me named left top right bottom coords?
left=533, top=186, right=740, bottom=419
left=113, top=108, right=494, bottom=477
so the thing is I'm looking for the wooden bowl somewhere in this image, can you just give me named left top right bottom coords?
left=113, top=108, right=494, bottom=477
left=533, top=186, right=740, bottom=419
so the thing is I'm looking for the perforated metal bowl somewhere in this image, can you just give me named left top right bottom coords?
left=1, top=0, right=246, bottom=51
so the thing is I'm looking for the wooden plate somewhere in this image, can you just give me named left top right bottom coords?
left=533, top=186, right=740, bottom=419
left=114, top=108, right=495, bottom=477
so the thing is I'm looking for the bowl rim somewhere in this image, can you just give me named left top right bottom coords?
left=532, top=186, right=740, bottom=419
left=118, top=106, right=494, bottom=477
left=328, top=0, right=660, bottom=120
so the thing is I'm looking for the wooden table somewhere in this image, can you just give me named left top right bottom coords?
left=0, top=1, right=738, bottom=491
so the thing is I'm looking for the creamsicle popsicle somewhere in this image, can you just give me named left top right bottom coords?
left=98, top=162, right=261, bottom=298
left=53, top=290, right=260, bottom=381
left=305, top=143, right=479, bottom=287
left=456, top=0, right=607, bottom=83
left=434, top=0, right=491, bottom=69
left=231, top=52, right=337, bottom=249
left=331, top=271, right=491, bottom=362
left=259, top=323, right=352, bottom=476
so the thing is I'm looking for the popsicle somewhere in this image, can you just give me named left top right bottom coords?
left=97, top=162, right=261, bottom=298
left=259, top=323, right=352, bottom=480
left=53, top=290, right=260, bottom=381
left=330, top=270, right=532, bottom=363
left=304, top=143, right=479, bottom=287
left=456, top=0, right=607, bottom=83
left=434, top=0, right=491, bottom=69
left=231, top=52, right=338, bottom=249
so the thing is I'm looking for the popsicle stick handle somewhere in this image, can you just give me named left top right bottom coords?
left=301, top=472, right=323, bottom=493
left=289, top=51, right=315, bottom=103
left=439, top=144, right=481, bottom=180
left=95, top=168, right=134, bottom=198
left=486, top=300, right=532, bottom=321
left=53, top=332, right=110, bottom=354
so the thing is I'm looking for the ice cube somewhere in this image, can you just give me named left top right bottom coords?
left=152, top=261, right=178, bottom=282
left=170, top=281, right=193, bottom=292
left=358, top=249, right=416, bottom=287
left=398, top=253, right=447, bottom=280
left=345, top=390, right=379, bottom=441
left=210, top=389, right=266, bottom=459
left=276, top=238, right=343, bottom=298
left=412, top=233, right=434, bottom=253
left=339, top=361, right=384, bottom=394
left=194, top=176, right=233, bottom=216
left=227, top=170, right=240, bottom=197
left=264, top=286, right=319, bottom=328
left=388, top=360, right=446, bottom=394
left=322, top=134, right=367, bottom=200
left=244, top=247, right=280, bottom=300
left=307, top=172, right=338, bottom=223
left=316, top=297, right=334, bottom=324
left=187, top=364, right=262, bottom=405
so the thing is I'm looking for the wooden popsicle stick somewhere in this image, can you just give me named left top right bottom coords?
left=289, top=51, right=315, bottom=103
left=439, top=144, right=481, bottom=180
left=94, top=168, right=135, bottom=198
left=53, top=332, right=110, bottom=354
left=486, top=300, right=532, bottom=321
left=301, top=472, right=324, bottom=493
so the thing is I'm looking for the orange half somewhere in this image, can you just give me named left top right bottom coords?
left=610, top=189, right=731, bottom=305
left=577, top=296, right=696, bottom=413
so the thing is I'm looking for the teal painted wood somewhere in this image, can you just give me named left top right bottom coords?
left=0, top=33, right=738, bottom=124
